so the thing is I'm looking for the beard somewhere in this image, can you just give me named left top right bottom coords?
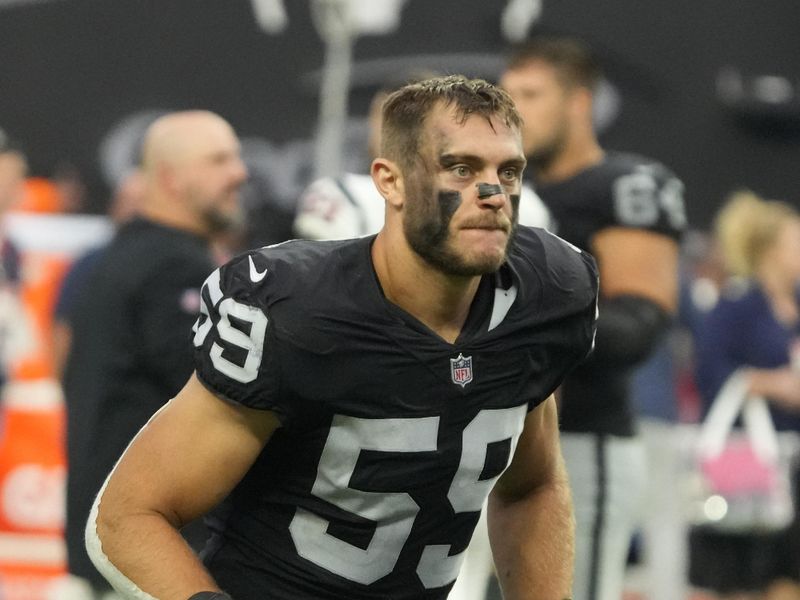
left=525, top=121, right=569, bottom=172
left=188, top=184, right=243, bottom=236
left=403, top=173, right=518, bottom=277
left=202, top=202, right=243, bottom=235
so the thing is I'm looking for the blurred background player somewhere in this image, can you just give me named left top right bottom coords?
left=500, top=35, right=686, bottom=600
left=61, top=110, right=247, bottom=599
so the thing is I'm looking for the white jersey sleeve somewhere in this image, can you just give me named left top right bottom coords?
left=517, top=184, right=553, bottom=230
left=293, top=173, right=385, bottom=241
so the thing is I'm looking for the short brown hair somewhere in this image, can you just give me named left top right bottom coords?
left=507, top=35, right=601, bottom=91
left=380, top=75, right=522, bottom=172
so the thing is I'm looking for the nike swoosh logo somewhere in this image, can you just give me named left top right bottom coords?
left=248, top=255, right=269, bottom=282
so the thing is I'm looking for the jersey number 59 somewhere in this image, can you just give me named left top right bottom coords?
left=193, top=269, right=527, bottom=589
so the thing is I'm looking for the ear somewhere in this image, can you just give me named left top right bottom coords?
left=371, top=158, right=404, bottom=209
left=156, top=162, right=180, bottom=197
left=570, top=86, right=594, bottom=120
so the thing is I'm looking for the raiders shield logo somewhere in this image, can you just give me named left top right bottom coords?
left=450, top=353, right=473, bottom=388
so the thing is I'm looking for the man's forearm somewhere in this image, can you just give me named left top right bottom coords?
left=89, top=509, right=221, bottom=600
left=487, top=478, right=574, bottom=600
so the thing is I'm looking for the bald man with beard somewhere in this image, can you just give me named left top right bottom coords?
left=63, top=111, right=247, bottom=598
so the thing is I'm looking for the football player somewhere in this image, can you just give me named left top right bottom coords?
left=501, top=36, right=686, bottom=600
left=293, top=81, right=553, bottom=600
left=86, top=76, right=598, bottom=600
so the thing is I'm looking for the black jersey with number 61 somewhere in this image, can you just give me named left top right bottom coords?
left=191, top=226, right=598, bottom=600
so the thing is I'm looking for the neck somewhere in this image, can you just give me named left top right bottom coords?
left=757, top=265, right=799, bottom=325
left=371, top=231, right=480, bottom=344
left=138, top=193, right=208, bottom=239
left=534, top=135, right=604, bottom=185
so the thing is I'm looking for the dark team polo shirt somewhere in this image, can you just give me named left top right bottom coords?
left=62, top=218, right=214, bottom=585
left=0, top=236, right=19, bottom=389
left=533, top=151, right=686, bottom=436
left=193, top=227, right=598, bottom=599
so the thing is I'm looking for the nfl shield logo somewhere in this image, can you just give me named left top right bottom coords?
left=450, top=353, right=473, bottom=388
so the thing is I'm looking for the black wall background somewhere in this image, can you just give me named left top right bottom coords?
left=1, top=0, right=798, bottom=231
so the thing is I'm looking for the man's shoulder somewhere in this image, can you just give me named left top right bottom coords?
left=600, top=151, right=681, bottom=183
left=216, top=237, right=371, bottom=306
left=544, top=151, right=680, bottom=197
left=299, top=173, right=378, bottom=206
left=502, top=228, right=598, bottom=366
left=510, top=227, right=598, bottom=299
left=512, top=225, right=589, bottom=263
left=294, top=173, right=384, bottom=240
left=112, top=218, right=206, bottom=256
left=251, top=236, right=367, bottom=273
left=105, top=219, right=213, bottom=281
left=518, top=184, right=551, bottom=229
left=541, top=151, right=687, bottom=239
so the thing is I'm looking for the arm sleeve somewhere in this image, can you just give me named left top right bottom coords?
left=293, top=176, right=365, bottom=240
left=191, top=252, right=288, bottom=421
left=523, top=232, right=600, bottom=410
left=517, top=185, right=553, bottom=230
left=589, top=294, right=672, bottom=368
left=610, top=164, right=687, bottom=240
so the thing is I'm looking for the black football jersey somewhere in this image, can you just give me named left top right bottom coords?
left=537, top=151, right=685, bottom=251
left=533, top=151, right=686, bottom=436
left=192, top=227, right=598, bottom=599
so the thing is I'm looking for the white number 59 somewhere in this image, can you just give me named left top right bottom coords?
left=289, top=406, right=527, bottom=588
left=192, top=269, right=268, bottom=384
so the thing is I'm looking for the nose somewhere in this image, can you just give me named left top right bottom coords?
left=231, top=157, right=249, bottom=185
left=475, top=181, right=507, bottom=209
left=477, top=183, right=504, bottom=200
